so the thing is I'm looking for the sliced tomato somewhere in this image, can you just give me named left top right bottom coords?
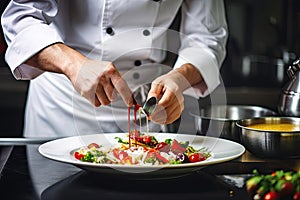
left=155, top=142, right=169, bottom=153
left=113, top=148, right=120, bottom=159
left=118, top=151, right=128, bottom=160
left=170, top=139, right=186, bottom=154
left=120, top=156, right=133, bottom=165
left=155, top=152, right=169, bottom=163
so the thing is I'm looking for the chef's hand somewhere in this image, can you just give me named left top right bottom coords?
left=72, top=59, right=133, bottom=107
left=147, top=63, right=203, bottom=124
left=26, top=43, right=134, bottom=107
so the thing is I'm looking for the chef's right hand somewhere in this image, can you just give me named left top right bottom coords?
left=71, top=59, right=133, bottom=107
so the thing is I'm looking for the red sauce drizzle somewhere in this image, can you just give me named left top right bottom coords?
left=128, top=107, right=131, bottom=148
left=128, top=102, right=141, bottom=148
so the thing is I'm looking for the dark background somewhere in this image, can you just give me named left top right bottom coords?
left=0, top=0, right=300, bottom=137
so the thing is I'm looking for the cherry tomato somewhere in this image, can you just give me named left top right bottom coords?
left=293, top=191, right=300, bottom=200
left=74, top=152, right=84, bottom=160
left=142, top=135, right=152, bottom=144
left=189, top=153, right=206, bottom=163
left=155, top=142, right=169, bottom=152
left=279, top=181, right=295, bottom=196
left=113, top=149, right=120, bottom=159
left=263, top=191, right=280, bottom=200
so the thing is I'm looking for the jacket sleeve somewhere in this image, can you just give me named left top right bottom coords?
left=1, top=0, right=63, bottom=80
left=174, top=0, right=228, bottom=98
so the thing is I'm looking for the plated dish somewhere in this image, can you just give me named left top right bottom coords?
left=73, top=131, right=212, bottom=165
left=38, top=133, right=245, bottom=178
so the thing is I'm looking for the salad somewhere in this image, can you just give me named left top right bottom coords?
left=73, top=130, right=211, bottom=165
left=246, top=169, right=300, bottom=200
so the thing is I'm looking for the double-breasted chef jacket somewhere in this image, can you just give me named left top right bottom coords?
left=1, top=0, right=227, bottom=137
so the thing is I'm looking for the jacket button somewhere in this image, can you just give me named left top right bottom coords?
left=143, top=29, right=150, bottom=36
left=133, top=72, right=140, bottom=79
left=134, top=60, right=142, bottom=66
left=106, top=27, right=114, bottom=35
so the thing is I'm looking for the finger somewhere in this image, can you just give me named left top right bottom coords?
left=95, top=85, right=111, bottom=105
left=164, top=104, right=182, bottom=124
left=110, top=73, right=133, bottom=106
left=150, top=104, right=167, bottom=124
left=80, top=89, right=101, bottom=107
left=151, top=103, right=182, bottom=124
left=151, top=89, right=184, bottom=124
left=163, top=91, right=184, bottom=124
left=149, top=90, right=174, bottom=124
left=93, top=94, right=101, bottom=107
left=101, top=76, right=117, bottom=101
left=159, top=89, right=184, bottom=110
left=148, top=83, right=164, bottom=100
left=156, top=89, right=177, bottom=108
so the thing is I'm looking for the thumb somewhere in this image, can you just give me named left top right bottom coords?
left=147, top=83, right=164, bottom=101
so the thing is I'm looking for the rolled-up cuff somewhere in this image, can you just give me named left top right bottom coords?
left=173, top=47, right=220, bottom=98
left=5, top=23, right=63, bottom=80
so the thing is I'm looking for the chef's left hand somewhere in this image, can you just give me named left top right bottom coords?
left=147, top=63, right=203, bottom=124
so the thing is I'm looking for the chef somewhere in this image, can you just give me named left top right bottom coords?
left=1, top=0, right=228, bottom=138
left=1, top=1, right=228, bottom=197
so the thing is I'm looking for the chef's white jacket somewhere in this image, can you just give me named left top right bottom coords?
left=1, top=0, right=227, bottom=137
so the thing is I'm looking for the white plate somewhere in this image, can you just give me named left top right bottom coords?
left=38, top=133, right=245, bottom=178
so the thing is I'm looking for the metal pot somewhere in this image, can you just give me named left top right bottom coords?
left=236, top=117, right=300, bottom=158
left=190, top=105, right=276, bottom=143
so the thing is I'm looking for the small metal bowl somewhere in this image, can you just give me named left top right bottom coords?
left=236, top=117, right=300, bottom=158
left=190, top=105, right=276, bottom=143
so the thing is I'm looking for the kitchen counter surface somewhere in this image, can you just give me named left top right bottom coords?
left=0, top=141, right=299, bottom=200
